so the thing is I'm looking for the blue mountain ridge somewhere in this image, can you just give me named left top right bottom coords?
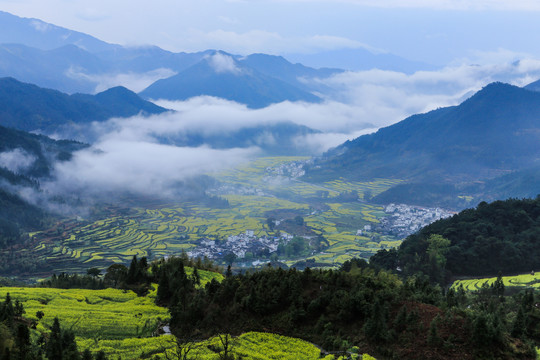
left=0, top=77, right=167, bottom=132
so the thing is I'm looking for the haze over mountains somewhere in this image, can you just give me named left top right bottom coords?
left=0, top=10, right=342, bottom=106
left=0, top=9, right=539, bottom=213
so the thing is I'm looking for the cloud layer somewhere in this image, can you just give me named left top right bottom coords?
left=0, top=149, right=36, bottom=173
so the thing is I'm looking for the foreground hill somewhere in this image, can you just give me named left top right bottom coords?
left=0, top=77, right=167, bottom=132
left=140, top=51, right=322, bottom=108
left=305, top=82, right=540, bottom=207
left=156, top=257, right=534, bottom=359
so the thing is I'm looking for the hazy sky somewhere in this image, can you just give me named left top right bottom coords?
left=2, top=0, right=540, bottom=64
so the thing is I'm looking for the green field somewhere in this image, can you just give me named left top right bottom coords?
left=452, top=272, right=540, bottom=291
left=0, top=285, right=169, bottom=339
left=0, top=286, right=376, bottom=359
left=78, top=332, right=330, bottom=360
left=77, top=332, right=376, bottom=359
left=18, top=157, right=402, bottom=274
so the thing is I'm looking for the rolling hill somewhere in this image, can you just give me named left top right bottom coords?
left=375, top=196, right=540, bottom=279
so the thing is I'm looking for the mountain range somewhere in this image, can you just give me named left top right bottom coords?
left=1, top=10, right=540, bottom=209
left=0, top=10, right=435, bottom=108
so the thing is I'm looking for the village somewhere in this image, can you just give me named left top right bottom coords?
left=188, top=202, right=454, bottom=265
left=375, top=203, right=455, bottom=238
left=187, top=230, right=295, bottom=264
left=265, top=160, right=309, bottom=179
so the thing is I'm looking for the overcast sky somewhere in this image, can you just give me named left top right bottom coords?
left=2, top=0, right=540, bottom=65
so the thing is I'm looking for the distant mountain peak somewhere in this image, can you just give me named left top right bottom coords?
left=140, top=55, right=322, bottom=108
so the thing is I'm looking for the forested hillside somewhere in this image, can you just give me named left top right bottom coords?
left=152, top=257, right=535, bottom=359
left=0, top=125, right=86, bottom=253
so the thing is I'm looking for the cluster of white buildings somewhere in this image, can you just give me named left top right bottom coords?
left=265, top=160, right=307, bottom=179
left=209, top=184, right=268, bottom=197
left=188, top=230, right=295, bottom=260
left=379, top=203, right=454, bottom=238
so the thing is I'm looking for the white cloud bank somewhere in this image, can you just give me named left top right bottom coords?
left=0, top=149, right=36, bottom=173
left=47, top=142, right=257, bottom=198
left=206, top=52, right=242, bottom=74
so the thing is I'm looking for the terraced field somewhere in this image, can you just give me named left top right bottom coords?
left=20, top=157, right=402, bottom=273
left=452, top=272, right=540, bottom=291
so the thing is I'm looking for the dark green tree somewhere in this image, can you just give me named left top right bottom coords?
left=511, top=306, right=526, bottom=339
left=82, top=349, right=93, bottom=360
left=46, top=318, right=63, bottom=360
left=87, top=268, right=102, bottom=278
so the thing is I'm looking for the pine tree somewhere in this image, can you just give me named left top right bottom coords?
left=157, top=267, right=171, bottom=303
left=491, top=272, right=505, bottom=297
left=192, top=268, right=201, bottom=286
left=427, top=315, right=441, bottom=346
left=15, top=324, right=30, bottom=360
left=511, top=306, right=526, bottom=338
left=363, top=298, right=388, bottom=342
left=126, top=256, right=139, bottom=284
left=393, top=305, right=408, bottom=333
left=46, top=317, right=63, bottom=360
